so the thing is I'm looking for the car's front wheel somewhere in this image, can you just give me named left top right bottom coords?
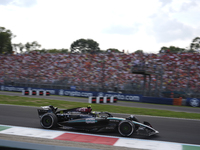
left=40, top=113, right=57, bottom=129
left=118, top=120, right=135, bottom=137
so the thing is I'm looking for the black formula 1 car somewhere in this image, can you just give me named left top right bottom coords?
left=37, top=105, right=159, bottom=137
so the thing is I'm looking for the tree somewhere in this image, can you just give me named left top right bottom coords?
left=25, top=42, right=31, bottom=52
left=60, top=48, right=69, bottom=53
left=106, top=48, right=121, bottom=53
left=190, top=37, right=200, bottom=51
left=134, top=50, right=143, bottom=54
left=30, top=41, right=41, bottom=51
left=0, top=27, right=15, bottom=54
left=70, top=38, right=100, bottom=53
left=159, top=46, right=185, bottom=53
left=18, top=43, right=25, bottom=53
left=12, top=43, right=25, bottom=53
left=25, top=41, right=41, bottom=52
left=12, top=43, right=18, bottom=53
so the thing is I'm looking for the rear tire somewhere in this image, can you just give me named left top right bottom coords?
left=40, top=113, right=57, bottom=129
left=118, top=120, right=135, bottom=137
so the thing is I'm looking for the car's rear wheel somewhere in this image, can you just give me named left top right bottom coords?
left=118, top=120, right=135, bottom=137
left=40, top=113, right=57, bottom=129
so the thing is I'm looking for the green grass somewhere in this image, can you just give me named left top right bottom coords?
left=0, top=94, right=200, bottom=120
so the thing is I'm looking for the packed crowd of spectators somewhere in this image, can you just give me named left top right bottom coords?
left=1, top=51, right=200, bottom=94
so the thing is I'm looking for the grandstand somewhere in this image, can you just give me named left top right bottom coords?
left=131, top=60, right=164, bottom=97
left=1, top=51, right=200, bottom=98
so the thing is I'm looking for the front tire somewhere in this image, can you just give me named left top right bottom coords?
left=40, top=113, right=57, bottom=129
left=118, top=120, right=135, bottom=137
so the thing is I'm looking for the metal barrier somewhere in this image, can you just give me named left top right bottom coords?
left=22, top=90, right=50, bottom=96
left=88, top=96, right=117, bottom=103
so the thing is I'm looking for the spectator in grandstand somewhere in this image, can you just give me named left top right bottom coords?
left=1, top=50, right=200, bottom=97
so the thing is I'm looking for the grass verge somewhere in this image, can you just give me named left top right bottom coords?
left=0, top=95, right=199, bottom=120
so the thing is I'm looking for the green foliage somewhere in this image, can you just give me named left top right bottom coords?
left=0, top=27, right=15, bottom=54
left=30, top=41, right=41, bottom=51
left=12, top=43, right=25, bottom=53
left=160, top=46, right=186, bottom=53
left=24, top=41, right=41, bottom=52
left=70, top=38, right=100, bottom=53
left=39, top=49, right=47, bottom=53
left=18, top=43, right=24, bottom=53
left=60, top=48, right=69, bottom=53
left=106, top=48, right=121, bottom=53
left=1, top=26, right=200, bottom=55
left=190, top=37, right=200, bottom=51
left=25, top=42, right=31, bottom=52
left=160, top=37, right=200, bottom=53
left=185, top=49, right=196, bottom=53
left=134, top=50, right=143, bottom=54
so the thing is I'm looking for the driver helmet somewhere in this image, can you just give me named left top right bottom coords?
left=87, top=105, right=92, bottom=113
left=91, top=111, right=99, bottom=117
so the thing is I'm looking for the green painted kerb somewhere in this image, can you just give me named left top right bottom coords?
left=0, top=126, right=11, bottom=131
left=182, top=145, right=200, bottom=150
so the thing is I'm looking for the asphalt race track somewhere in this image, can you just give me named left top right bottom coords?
left=0, top=91, right=200, bottom=146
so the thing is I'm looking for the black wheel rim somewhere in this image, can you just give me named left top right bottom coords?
left=42, top=116, right=52, bottom=127
left=120, top=122, right=132, bottom=135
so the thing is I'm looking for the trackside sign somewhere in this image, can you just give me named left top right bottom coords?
left=187, top=98, right=200, bottom=107
left=0, top=85, right=142, bottom=102
left=58, top=89, right=141, bottom=102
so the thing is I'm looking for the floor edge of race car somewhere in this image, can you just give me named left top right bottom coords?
left=0, top=124, right=199, bottom=150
